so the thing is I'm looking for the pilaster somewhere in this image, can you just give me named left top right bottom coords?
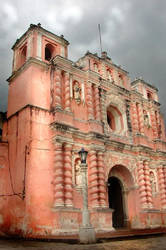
left=137, top=103, right=144, bottom=134
left=64, top=72, right=71, bottom=112
left=94, top=85, right=101, bottom=122
left=86, top=82, right=94, bottom=120
left=54, top=68, right=62, bottom=110
left=131, top=102, right=139, bottom=133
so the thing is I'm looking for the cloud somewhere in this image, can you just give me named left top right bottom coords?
left=0, top=0, right=166, bottom=119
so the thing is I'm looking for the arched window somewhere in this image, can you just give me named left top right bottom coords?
left=20, top=45, right=27, bottom=65
left=107, top=105, right=124, bottom=132
left=147, top=91, right=153, bottom=100
left=94, top=63, right=98, bottom=72
left=119, top=74, right=123, bottom=86
left=45, top=43, right=54, bottom=61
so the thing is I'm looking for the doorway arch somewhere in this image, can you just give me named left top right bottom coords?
left=108, top=165, right=135, bottom=229
left=108, top=176, right=125, bottom=228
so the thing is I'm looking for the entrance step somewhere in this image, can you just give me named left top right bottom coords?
left=96, top=227, right=166, bottom=239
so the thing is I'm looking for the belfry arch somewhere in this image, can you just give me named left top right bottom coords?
left=108, top=165, right=136, bottom=229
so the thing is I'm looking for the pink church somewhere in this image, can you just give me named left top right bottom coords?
left=0, top=23, right=166, bottom=238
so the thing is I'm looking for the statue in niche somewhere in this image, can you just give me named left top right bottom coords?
left=107, top=70, right=113, bottom=82
left=143, top=110, right=150, bottom=128
left=150, top=171, right=156, bottom=195
left=73, top=81, right=81, bottom=104
left=75, top=158, right=82, bottom=186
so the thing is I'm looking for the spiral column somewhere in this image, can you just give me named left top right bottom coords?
left=64, top=143, right=73, bottom=207
left=97, top=151, right=107, bottom=207
left=137, top=160, right=148, bottom=208
left=94, top=85, right=101, bottom=121
left=86, top=82, right=94, bottom=120
left=89, top=150, right=99, bottom=208
left=131, top=102, right=139, bottom=133
left=64, top=72, right=71, bottom=112
left=158, top=166, right=166, bottom=209
left=53, top=142, right=64, bottom=207
left=54, top=68, right=62, bottom=109
left=144, top=161, right=153, bottom=208
left=137, top=103, right=144, bottom=134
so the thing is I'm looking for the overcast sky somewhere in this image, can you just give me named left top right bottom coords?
left=0, top=0, right=166, bottom=118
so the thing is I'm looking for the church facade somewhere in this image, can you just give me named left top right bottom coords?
left=0, top=24, right=166, bottom=238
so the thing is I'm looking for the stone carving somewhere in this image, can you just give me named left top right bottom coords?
left=143, top=110, right=150, bottom=128
left=107, top=70, right=113, bottom=82
left=73, top=81, right=81, bottom=104
left=75, top=158, right=82, bottom=186
left=150, top=171, right=157, bottom=195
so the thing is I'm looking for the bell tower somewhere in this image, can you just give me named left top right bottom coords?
left=7, top=23, right=69, bottom=117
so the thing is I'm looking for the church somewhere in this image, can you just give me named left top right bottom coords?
left=0, top=23, right=166, bottom=238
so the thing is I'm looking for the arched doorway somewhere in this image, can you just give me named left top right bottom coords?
left=108, top=176, right=125, bottom=228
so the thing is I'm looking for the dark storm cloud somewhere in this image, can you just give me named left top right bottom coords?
left=0, top=0, right=166, bottom=118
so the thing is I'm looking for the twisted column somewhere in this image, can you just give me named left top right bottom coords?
left=64, top=72, right=71, bottom=111
left=94, top=85, right=101, bottom=121
left=89, top=150, right=99, bottom=208
left=137, top=160, right=148, bottom=208
left=97, top=151, right=107, bottom=207
left=54, top=68, right=62, bottom=109
left=64, top=143, right=73, bottom=207
left=150, top=108, right=158, bottom=138
left=131, top=102, right=139, bottom=133
left=137, top=103, right=144, bottom=134
left=158, top=166, right=166, bottom=209
left=86, top=82, right=94, bottom=120
left=53, top=142, right=64, bottom=207
left=144, top=161, right=153, bottom=208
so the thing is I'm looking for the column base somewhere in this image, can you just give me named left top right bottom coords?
left=79, top=226, right=96, bottom=244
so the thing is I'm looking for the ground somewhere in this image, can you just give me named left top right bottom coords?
left=0, top=235, right=166, bottom=250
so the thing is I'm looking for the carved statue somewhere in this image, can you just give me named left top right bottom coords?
left=107, top=70, right=112, bottom=82
left=75, top=159, right=82, bottom=186
left=143, top=110, right=150, bottom=128
left=150, top=171, right=156, bottom=195
left=73, top=82, right=81, bottom=104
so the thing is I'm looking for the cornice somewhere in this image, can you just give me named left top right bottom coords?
left=7, top=57, right=49, bottom=83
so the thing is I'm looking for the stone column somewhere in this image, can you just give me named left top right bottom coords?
left=54, top=68, right=62, bottom=109
left=53, top=142, right=64, bottom=207
left=131, top=102, right=139, bottom=133
left=158, top=166, right=166, bottom=209
left=137, top=103, right=144, bottom=134
left=94, top=85, right=101, bottom=121
left=97, top=151, right=107, bottom=208
left=137, top=160, right=148, bottom=208
left=89, top=150, right=99, bottom=208
left=144, top=161, right=153, bottom=208
left=64, top=72, right=71, bottom=112
left=100, top=88, right=108, bottom=134
left=64, top=143, right=73, bottom=207
left=150, top=108, right=158, bottom=138
left=86, top=82, right=94, bottom=120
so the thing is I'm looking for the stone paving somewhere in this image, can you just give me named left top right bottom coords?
left=0, top=235, right=166, bottom=250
